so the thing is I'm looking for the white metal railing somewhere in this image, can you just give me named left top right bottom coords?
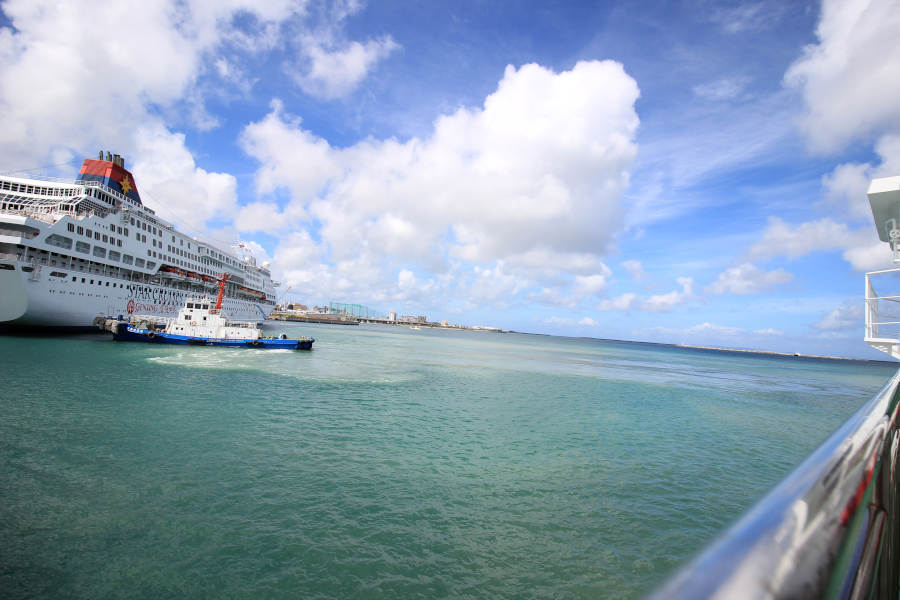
left=654, top=369, right=900, bottom=598
left=0, top=174, right=147, bottom=212
left=81, top=179, right=125, bottom=200
left=866, top=269, right=900, bottom=358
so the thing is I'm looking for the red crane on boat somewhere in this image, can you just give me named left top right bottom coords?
left=214, top=273, right=230, bottom=312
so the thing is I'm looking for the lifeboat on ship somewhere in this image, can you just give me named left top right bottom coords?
left=159, top=265, right=188, bottom=280
left=237, top=285, right=267, bottom=300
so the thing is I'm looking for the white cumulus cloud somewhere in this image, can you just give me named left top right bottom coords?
left=596, top=292, right=636, bottom=312
left=709, top=1, right=786, bottom=34
left=132, top=126, right=238, bottom=229
left=692, top=76, right=750, bottom=101
left=822, top=162, right=874, bottom=222
left=749, top=217, right=859, bottom=259
left=684, top=322, right=742, bottom=336
left=705, top=263, right=793, bottom=295
left=785, top=0, right=900, bottom=153
left=748, top=216, right=892, bottom=272
left=293, top=36, right=399, bottom=99
left=641, top=277, right=693, bottom=312
left=574, top=266, right=613, bottom=297
left=0, top=0, right=302, bottom=169
left=242, top=60, right=641, bottom=306
left=622, top=259, right=645, bottom=281
left=813, top=300, right=863, bottom=331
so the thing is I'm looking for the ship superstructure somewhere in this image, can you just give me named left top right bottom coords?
left=0, top=151, right=276, bottom=328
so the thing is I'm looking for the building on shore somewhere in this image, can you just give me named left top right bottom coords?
left=397, top=315, right=427, bottom=323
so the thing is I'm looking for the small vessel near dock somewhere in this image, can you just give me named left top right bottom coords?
left=98, top=274, right=314, bottom=350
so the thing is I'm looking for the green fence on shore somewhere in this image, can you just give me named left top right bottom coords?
left=329, top=302, right=381, bottom=318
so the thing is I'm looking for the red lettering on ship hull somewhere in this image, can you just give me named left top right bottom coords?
left=133, top=303, right=178, bottom=314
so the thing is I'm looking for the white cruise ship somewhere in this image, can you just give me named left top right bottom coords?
left=0, top=151, right=277, bottom=329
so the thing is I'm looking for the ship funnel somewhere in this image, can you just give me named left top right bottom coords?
left=865, top=176, right=900, bottom=358
left=76, top=152, right=142, bottom=205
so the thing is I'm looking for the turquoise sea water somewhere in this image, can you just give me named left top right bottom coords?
left=1, top=324, right=897, bottom=598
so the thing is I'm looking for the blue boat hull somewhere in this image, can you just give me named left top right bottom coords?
left=111, top=323, right=314, bottom=350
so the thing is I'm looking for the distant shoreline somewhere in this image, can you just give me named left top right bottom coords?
left=529, top=332, right=898, bottom=364
left=672, top=343, right=890, bottom=362
left=276, top=315, right=897, bottom=363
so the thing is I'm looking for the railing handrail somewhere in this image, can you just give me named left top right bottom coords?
left=0, top=174, right=148, bottom=213
left=652, top=369, right=900, bottom=598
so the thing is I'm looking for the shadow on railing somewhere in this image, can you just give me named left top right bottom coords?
left=652, top=369, right=900, bottom=599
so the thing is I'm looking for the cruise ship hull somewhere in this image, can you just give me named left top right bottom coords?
left=1, top=152, right=278, bottom=330
left=0, top=257, right=270, bottom=328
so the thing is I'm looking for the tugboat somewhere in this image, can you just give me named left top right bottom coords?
left=103, top=274, right=314, bottom=350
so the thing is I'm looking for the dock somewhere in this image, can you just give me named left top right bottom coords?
left=268, top=312, right=359, bottom=325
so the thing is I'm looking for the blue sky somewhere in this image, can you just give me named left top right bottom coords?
left=2, top=0, right=900, bottom=358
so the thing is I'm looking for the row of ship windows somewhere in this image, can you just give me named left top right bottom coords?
left=47, top=272, right=129, bottom=288
left=66, top=222, right=125, bottom=246
left=66, top=220, right=204, bottom=273
left=22, top=250, right=262, bottom=303
left=129, top=218, right=229, bottom=269
left=1, top=186, right=258, bottom=281
left=43, top=236, right=251, bottom=288
left=120, top=217, right=203, bottom=266
left=65, top=220, right=198, bottom=268
left=167, top=244, right=199, bottom=262
left=44, top=235, right=155, bottom=268
left=43, top=268, right=244, bottom=302
left=118, top=218, right=257, bottom=279
left=47, top=231, right=243, bottom=282
left=0, top=180, right=79, bottom=196
left=59, top=219, right=261, bottom=285
left=87, top=187, right=116, bottom=206
left=129, top=217, right=163, bottom=237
